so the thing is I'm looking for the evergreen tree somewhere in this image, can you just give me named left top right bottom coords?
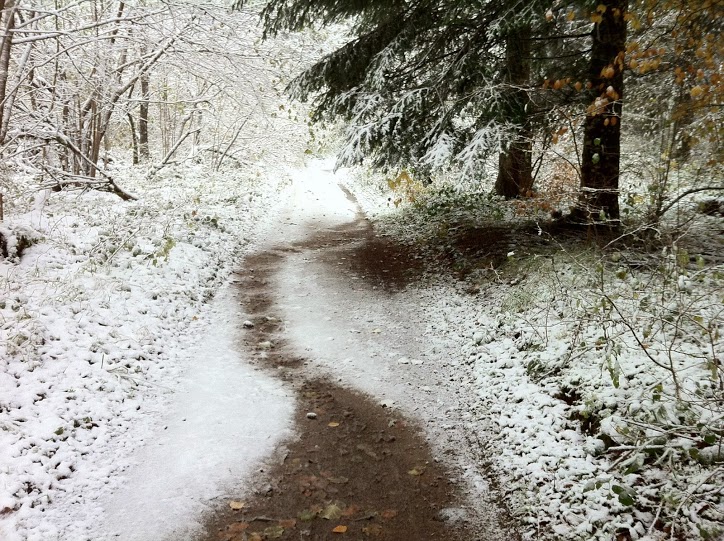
left=243, top=0, right=552, bottom=198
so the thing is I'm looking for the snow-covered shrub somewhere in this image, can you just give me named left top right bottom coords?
left=0, top=223, right=43, bottom=261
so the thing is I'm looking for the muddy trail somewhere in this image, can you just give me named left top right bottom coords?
left=198, top=183, right=515, bottom=540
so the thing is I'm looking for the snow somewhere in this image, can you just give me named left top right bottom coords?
left=1, top=155, right=721, bottom=541
left=341, top=168, right=724, bottom=541
left=0, top=161, right=297, bottom=540
left=89, top=285, right=294, bottom=541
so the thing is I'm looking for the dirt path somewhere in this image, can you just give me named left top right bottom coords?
left=199, top=162, right=517, bottom=541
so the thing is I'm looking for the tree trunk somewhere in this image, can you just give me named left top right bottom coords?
left=138, top=51, right=150, bottom=161
left=494, top=26, right=533, bottom=199
left=0, top=0, right=16, bottom=145
left=576, top=0, right=627, bottom=224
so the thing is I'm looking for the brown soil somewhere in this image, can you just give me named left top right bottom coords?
left=198, top=212, right=507, bottom=540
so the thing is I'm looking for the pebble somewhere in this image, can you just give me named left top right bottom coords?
left=306, top=412, right=318, bottom=420
left=243, top=320, right=254, bottom=328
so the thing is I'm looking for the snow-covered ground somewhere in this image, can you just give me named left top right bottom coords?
left=344, top=171, right=724, bottom=541
left=0, top=161, right=298, bottom=540
left=1, top=154, right=721, bottom=541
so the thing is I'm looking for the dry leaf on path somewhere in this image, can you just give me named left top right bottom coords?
left=226, top=522, right=249, bottom=534
left=327, top=476, right=349, bottom=484
left=279, top=518, right=297, bottom=529
left=407, top=466, right=425, bottom=476
left=263, top=525, right=285, bottom=539
left=342, top=505, right=360, bottom=517
left=381, top=509, right=398, bottom=519
left=328, top=422, right=340, bottom=427
left=321, top=503, right=343, bottom=520
left=298, top=509, right=316, bottom=521
left=362, top=524, right=384, bottom=537
left=228, top=501, right=245, bottom=510
left=332, top=525, right=348, bottom=533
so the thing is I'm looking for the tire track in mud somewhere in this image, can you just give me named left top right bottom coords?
left=199, top=195, right=513, bottom=540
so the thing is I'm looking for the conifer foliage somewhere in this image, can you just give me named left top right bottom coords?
left=243, top=0, right=552, bottom=198
left=244, top=0, right=721, bottom=223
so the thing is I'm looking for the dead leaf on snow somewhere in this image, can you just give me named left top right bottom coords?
left=332, top=525, right=348, bottom=533
left=228, top=501, right=245, bottom=510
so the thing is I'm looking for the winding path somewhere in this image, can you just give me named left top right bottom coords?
left=200, top=161, right=517, bottom=540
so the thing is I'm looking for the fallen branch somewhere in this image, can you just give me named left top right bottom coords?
left=146, top=128, right=201, bottom=181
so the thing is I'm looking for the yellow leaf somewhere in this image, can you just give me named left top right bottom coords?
left=567, top=10, right=575, bottom=21
left=328, top=422, right=340, bottom=427
left=602, top=66, right=616, bottom=78
left=596, top=4, right=607, bottom=13
left=332, top=525, right=348, bottom=533
left=229, top=500, right=245, bottom=510
left=407, top=466, right=425, bottom=476
left=321, top=504, right=343, bottom=520
left=591, top=13, right=603, bottom=24
left=691, top=85, right=705, bottom=98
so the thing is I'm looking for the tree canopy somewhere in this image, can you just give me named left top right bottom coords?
left=242, top=0, right=722, bottom=225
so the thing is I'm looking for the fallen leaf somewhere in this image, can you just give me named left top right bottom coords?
left=332, top=525, right=348, bottom=533
left=248, top=533, right=263, bottom=541
left=327, top=476, right=349, bottom=485
left=264, top=525, right=285, bottom=539
left=298, top=509, right=317, bottom=522
left=362, top=524, right=384, bottom=537
left=279, top=519, right=297, bottom=529
left=321, top=504, right=343, bottom=521
left=328, top=422, right=340, bottom=427
left=226, top=522, right=249, bottom=534
left=229, top=501, right=245, bottom=510
left=381, top=509, right=398, bottom=519
left=407, top=467, right=425, bottom=476
left=342, top=505, right=360, bottom=517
